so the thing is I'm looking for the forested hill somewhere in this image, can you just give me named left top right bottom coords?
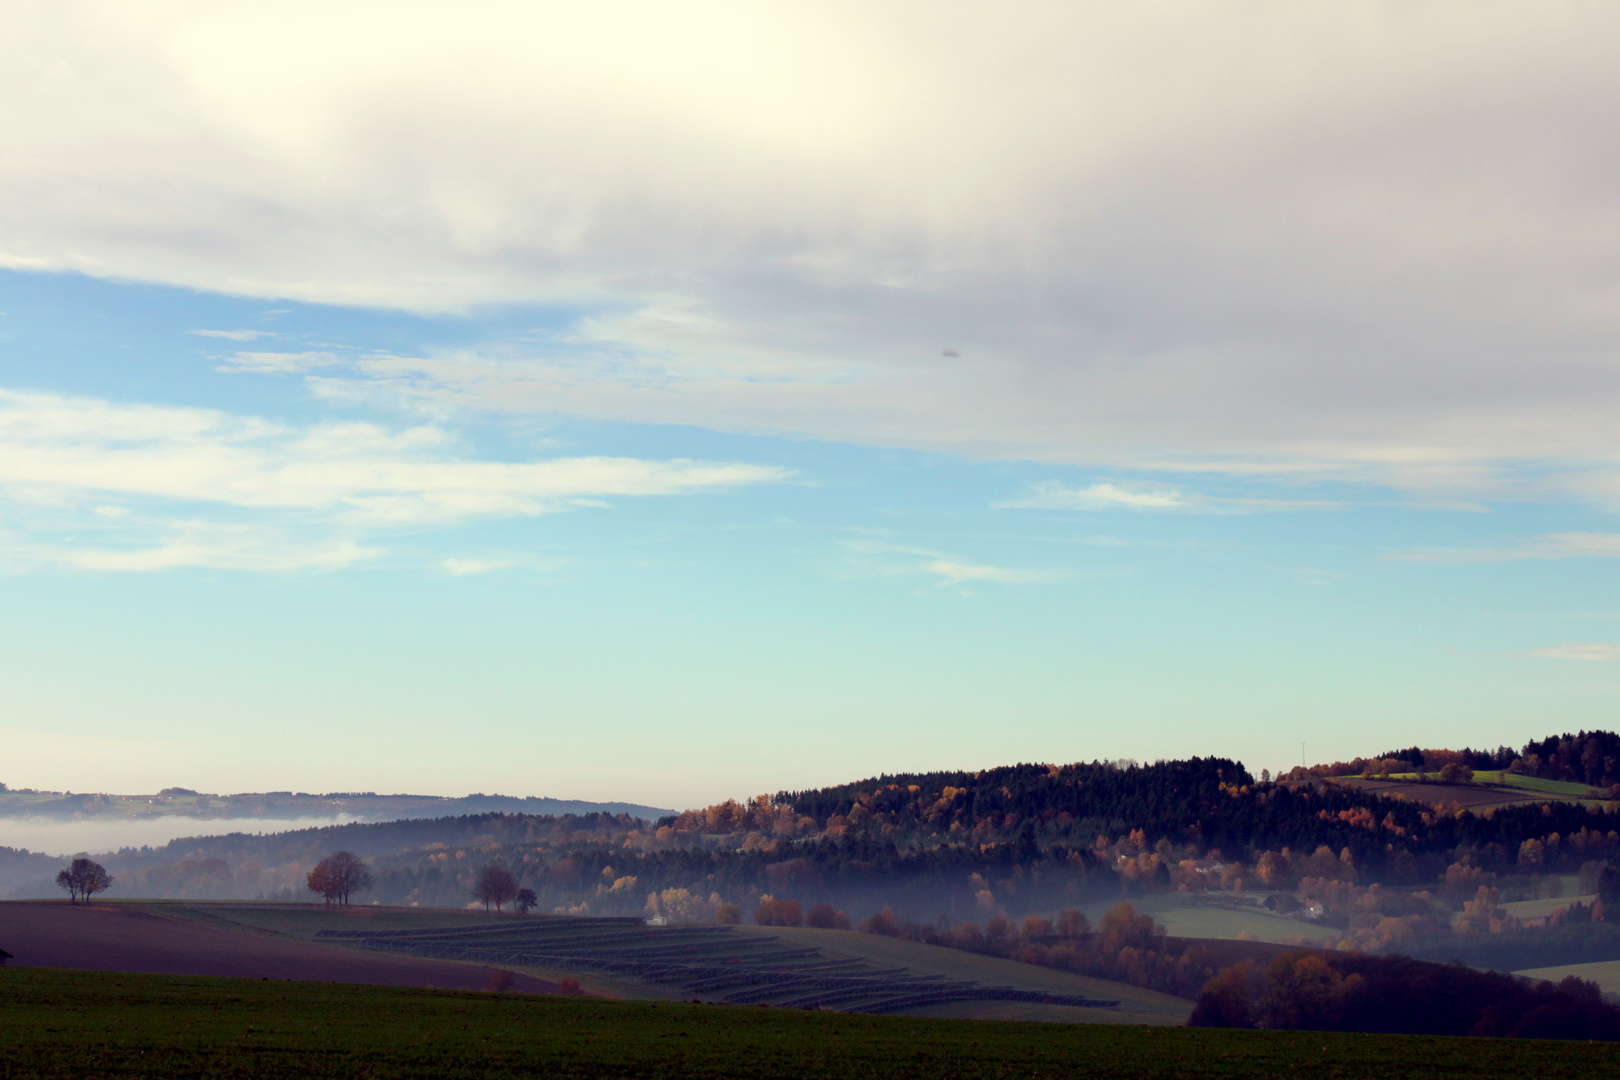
left=0, top=788, right=674, bottom=823
left=773, top=759, right=1250, bottom=846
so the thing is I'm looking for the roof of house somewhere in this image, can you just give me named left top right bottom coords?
left=0, top=948, right=13, bottom=958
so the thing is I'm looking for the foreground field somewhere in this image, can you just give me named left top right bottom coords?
left=3, top=966, right=1617, bottom=1080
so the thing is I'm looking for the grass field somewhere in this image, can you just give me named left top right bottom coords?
left=1515, top=959, right=1620, bottom=996
left=1469, top=772, right=1607, bottom=798
left=1066, top=893, right=1334, bottom=947
left=4, top=966, right=1619, bottom=1079
left=1501, top=893, right=1594, bottom=922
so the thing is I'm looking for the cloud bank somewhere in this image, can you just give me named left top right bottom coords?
left=6, top=4, right=1620, bottom=496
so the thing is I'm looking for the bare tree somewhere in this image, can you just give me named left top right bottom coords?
left=472, top=864, right=519, bottom=911
left=307, top=851, right=372, bottom=905
left=56, top=858, right=113, bottom=904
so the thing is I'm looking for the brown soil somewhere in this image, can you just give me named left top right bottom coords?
left=0, top=902, right=560, bottom=995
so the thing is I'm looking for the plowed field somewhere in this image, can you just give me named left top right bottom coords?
left=0, top=901, right=561, bottom=994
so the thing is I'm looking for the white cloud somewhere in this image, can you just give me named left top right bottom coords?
left=5, top=6, right=1620, bottom=493
left=0, top=389, right=788, bottom=571
left=189, top=329, right=273, bottom=341
left=1388, top=533, right=1620, bottom=564
left=1528, top=643, right=1620, bottom=661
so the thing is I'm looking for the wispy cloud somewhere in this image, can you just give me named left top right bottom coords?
left=1527, top=643, right=1620, bottom=661
left=443, top=557, right=518, bottom=576
left=922, top=558, right=1058, bottom=586
left=10, top=527, right=381, bottom=573
left=1387, top=533, right=1620, bottom=564
left=839, top=540, right=1062, bottom=588
left=218, top=351, right=343, bottom=375
left=0, top=389, right=788, bottom=572
left=998, top=481, right=1191, bottom=511
left=189, top=329, right=273, bottom=341
left=996, top=480, right=1337, bottom=514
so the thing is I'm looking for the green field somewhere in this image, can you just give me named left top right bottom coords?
left=1501, top=893, right=1594, bottom=922
left=1515, top=960, right=1620, bottom=996
left=1456, top=772, right=1605, bottom=798
left=1068, top=893, right=1334, bottom=947
left=4, top=966, right=1618, bottom=1079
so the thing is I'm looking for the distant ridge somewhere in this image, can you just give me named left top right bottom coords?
left=0, top=789, right=677, bottom=824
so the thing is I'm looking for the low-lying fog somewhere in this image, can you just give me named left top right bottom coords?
left=0, top=815, right=370, bottom=857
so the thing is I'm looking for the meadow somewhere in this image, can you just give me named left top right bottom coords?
left=3, top=966, right=1618, bottom=1080
left=1467, top=772, right=1609, bottom=799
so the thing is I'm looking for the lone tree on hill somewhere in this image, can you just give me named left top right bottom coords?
left=55, top=858, right=113, bottom=903
left=513, top=888, right=538, bottom=914
left=306, top=851, right=373, bottom=905
left=472, top=864, right=520, bottom=911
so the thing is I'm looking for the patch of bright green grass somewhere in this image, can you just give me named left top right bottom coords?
left=1469, top=771, right=1605, bottom=798
left=3, top=966, right=1618, bottom=1079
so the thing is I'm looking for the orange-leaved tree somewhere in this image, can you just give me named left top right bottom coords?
left=307, top=851, right=372, bottom=905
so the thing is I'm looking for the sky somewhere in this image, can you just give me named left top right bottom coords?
left=3, top=2, right=1620, bottom=810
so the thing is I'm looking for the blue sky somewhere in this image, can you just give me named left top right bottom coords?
left=3, top=4, right=1619, bottom=807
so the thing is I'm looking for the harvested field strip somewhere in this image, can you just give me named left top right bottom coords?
left=316, top=918, right=1124, bottom=1014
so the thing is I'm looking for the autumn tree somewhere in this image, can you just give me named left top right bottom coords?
left=55, top=858, right=113, bottom=904
left=472, top=863, right=520, bottom=911
left=307, top=851, right=372, bottom=905
left=805, top=902, right=850, bottom=930
left=858, top=907, right=899, bottom=936
left=752, top=895, right=803, bottom=927
left=306, top=861, right=340, bottom=904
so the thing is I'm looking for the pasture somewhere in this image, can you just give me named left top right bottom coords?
left=1516, top=959, right=1620, bottom=996
left=4, top=965, right=1618, bottom=1079
left=1068, top=892, right=1333, bottom=947
left=1469, top=772, right=1608, bottom=798
left=1330, top=772, right=1612, bottom=812
left=1501, top=892, right=1594, bottom=923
